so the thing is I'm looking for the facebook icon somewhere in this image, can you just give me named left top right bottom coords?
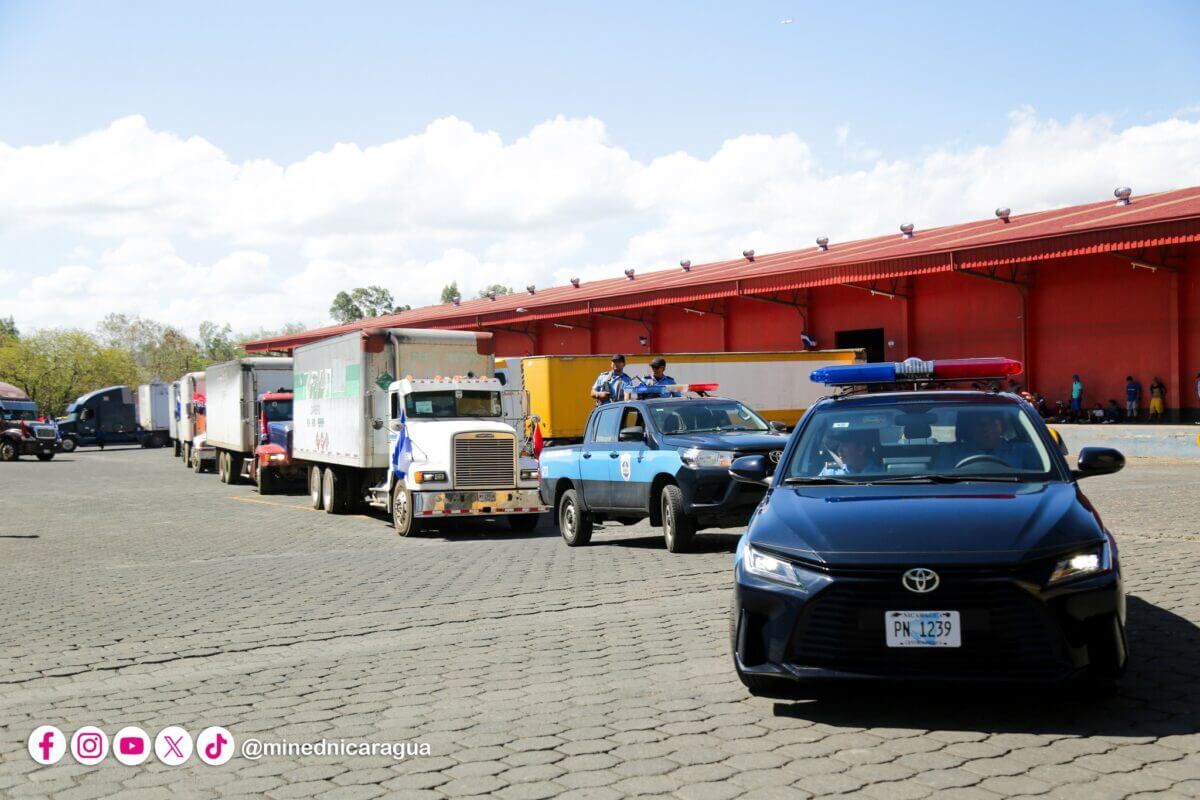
left=28, top=725, right=66, bottom=765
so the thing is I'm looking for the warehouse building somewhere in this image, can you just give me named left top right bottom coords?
left=247, top=185, right=1200, bottom=419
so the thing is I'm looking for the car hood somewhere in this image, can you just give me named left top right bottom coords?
left=750, top=481, right=1105, bottom=566
left=663, top=431, right=787, bottom=451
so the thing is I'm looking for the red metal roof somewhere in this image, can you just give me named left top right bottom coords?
left=245, top=186, right=1200, bottom=353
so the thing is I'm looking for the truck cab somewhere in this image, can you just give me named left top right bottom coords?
left=57, top=386, right=143, bottom=451
left=539, top=387, right=788, bottom=552
left=0, top=385, right=59, bottom=461
left=251, top=391, right=297, bottom=493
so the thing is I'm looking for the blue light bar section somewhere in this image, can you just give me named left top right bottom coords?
left=809, top=363, right=898, bottom=385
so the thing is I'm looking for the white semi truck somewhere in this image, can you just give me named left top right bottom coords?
left=293, top=328, right=546, bottom=535
left=204, top=357, right=294, bottom=484
left=136, top=382, right=171, bottom=448
left=169, top=380, right=181, bottom=455
left=178, top=370, right=215, bottom=473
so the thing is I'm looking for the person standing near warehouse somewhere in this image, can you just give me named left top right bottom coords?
left=1070, top=374, right=1084, bottom=421
left=591, top=354, right=635, bottom=405
left=1125, top=376, right=1141, bottom=422
left=1148, top=377, right=1167, bottom=422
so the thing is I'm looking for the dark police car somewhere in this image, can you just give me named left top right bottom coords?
left=729, top=358, right=1128, bottom=695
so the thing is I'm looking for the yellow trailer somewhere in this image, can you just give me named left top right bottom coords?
left=497, top=350, right=862, bottom=444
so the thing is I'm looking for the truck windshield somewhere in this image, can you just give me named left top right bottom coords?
left=262, top=399, right=292, bottom=422
left=784, top=401, right=1057, bottom=483
left=648, top=400, right=769, bottom=434
left=1, top=407, right=39, bottom=422
left=405, top=390, right=503, bottom=419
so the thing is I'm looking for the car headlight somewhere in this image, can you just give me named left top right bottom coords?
left=520, top=469, right=539, bottom=481
left=1047, top=539, right=1111, bottom=585
left=744, top=545, right=807, bottom=589
left=679, top=447, right=737, bottom=469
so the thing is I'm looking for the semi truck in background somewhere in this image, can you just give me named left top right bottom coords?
left=293, top=328, right=545, bottom=535
left=496, top=350, right=863, bottom=447
left=169, top=380, right=181, bottom=456
left=204, top=357, right=294, bottom=485
left=178, top=371, right=215, bottom=472
left=0, top=381, right=59, bottom=461
left=251, top=389, right=299, bottom=493
left=57, top=386, right=144, bottom=451
left=135, top=382, right=171, bottom=448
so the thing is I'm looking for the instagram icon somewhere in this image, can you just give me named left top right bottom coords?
left=70, top=726, right=108, bottom=765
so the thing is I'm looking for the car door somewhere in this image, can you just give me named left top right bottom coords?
left=580, top=406, right=620, bottom=509
left=609, top=406, right=650, bottom=511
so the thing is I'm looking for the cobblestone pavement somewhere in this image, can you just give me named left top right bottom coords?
left=1, top=449, right=1198, bottom=799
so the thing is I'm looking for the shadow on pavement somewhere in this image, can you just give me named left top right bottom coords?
left=772, top=596, right=1200, bottom=737
left=595, top=530, right=742, bottom=554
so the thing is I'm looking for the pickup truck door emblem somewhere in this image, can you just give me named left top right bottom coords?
left=620, top=454, right=633, bottom=481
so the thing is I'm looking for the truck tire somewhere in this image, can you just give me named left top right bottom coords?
left=229, top=454, right=244, bottom=484
left=181, top=442, right=190, bottom=466
left=322, top=466, right=346, bottom=514
left=174, top=439, right=182, bottom=457
left=309, top=465, right=323, bottom=510
left=257, top=463, right=277, bottom=495
left=558, top=489, right=592, bottom=546
left=192, top=448, right=205, bottom=473
left=217, top=451, right=229, bottom=483
left=61, top=437, right=78, bottom=454
left=392, top=485, right=421, bottom=536
left=0, top=439, right=18, bottom=462
left=36, top=451, right=54, bottom=461
left=661, top=483, right=696, bottom=553
left=506, top=514, right=541, bottom=533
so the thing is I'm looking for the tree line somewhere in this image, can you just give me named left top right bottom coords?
left=329, top=283, right=514, bottom=323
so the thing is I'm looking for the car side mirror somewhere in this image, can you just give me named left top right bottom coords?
left=619, top=425, right=645, bottom=442
left=768, top=420, right=791, bottom=434
left=730, top=454, right=770, bottom=486
left=1072, top=447, right=1124, bottom=479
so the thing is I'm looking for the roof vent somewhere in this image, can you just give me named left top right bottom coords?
left=680, top=259, right=691, bottom=271
left=624, top=268, right=636, bottom=280
left=487, top=291, right=497, bottom=301
left=515, top=307, right=528, bottom=314
left=570, top=277, right=581, bottom=287
left=526, top=285, right=536, bottom=295
left=452, top=296, right=461, bottom=306
left=995, top=207, right=1011, bottom=222
left=816, top=237, right=829, bottom=251
left=743, top=249, right=755, bottom=262
left=1114, top=186, right=1132, bottom=206
left=900, top=223, right=915, bottom=239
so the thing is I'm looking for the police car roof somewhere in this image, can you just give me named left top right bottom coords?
left=820, top=389, right=1025, bottom=409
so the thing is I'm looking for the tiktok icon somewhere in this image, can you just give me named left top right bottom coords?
left=197, top=726, right=235, bottom=766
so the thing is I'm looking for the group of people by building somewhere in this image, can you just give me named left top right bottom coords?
left=1018, top=372, right=1200, bottom=424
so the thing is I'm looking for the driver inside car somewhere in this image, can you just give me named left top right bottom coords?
left=937, top=410, right=1040, bottom=471
left=818, top=429, right=881, bottom=476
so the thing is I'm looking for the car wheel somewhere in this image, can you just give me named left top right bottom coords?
left=257, top=463, right=276, bottom=495
left=0, top=439, right=19, bottom=462
left=506, top=514, right=540, bottom=533
left=61, top=437, right=78, bottom=453
left=392, top=484, right=420, bottom=536
left=36, top=451, right=54, bottom=461
left=661, top=484, right=696, bottom=553
left=309, top=465, right=324, bottom=510
left=322, top=466, right=345, bottom=514
left=558, top=489, right=592, bottom=546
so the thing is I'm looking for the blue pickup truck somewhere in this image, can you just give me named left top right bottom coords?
left=539, top=392, right=789, bottom=551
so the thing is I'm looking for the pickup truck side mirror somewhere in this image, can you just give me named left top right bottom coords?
left=768, top=420, right=791, bottom=434
left=619, top=425, right=645, bottom=442
left=730, top=454, right=770, bottom=486
left=1072, top=446, right=1124, bottom=479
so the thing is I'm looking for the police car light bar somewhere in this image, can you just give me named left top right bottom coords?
left=809, top=357, right=1022, bottom=386
left=633, top=383, right=720, bottom=397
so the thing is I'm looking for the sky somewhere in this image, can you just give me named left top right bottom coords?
left=1, top=0, right=1199, bottom=336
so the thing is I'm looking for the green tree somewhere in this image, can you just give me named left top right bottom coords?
left=97, top=313, right=205, bottom=380
left=198, top=321, right=242, bottom=363
left=329, top=285, right=404, bottom=323
left=477, top=284, right=513, bottom=299
left=0, top=329, right=140, bottom=417
left=440, top=282, right=462, bottom=304
left=0, top=316, right=17, bottom=344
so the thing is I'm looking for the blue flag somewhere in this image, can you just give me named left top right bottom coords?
left=391, top=405, right=413, bottom=479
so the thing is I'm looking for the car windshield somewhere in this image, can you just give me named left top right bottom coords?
left=784, top=400, right=1057, bottom=483
left=648, top=400, right=769, bottom=435
left=404, top=390, right=503, bottom=419
left=262, top=399, right=292, bottom=422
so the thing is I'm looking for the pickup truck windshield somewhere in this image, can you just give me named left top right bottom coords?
left=405, top=390, right=503, bottom=419
left=785, top=401, right=1056, bottom=483
left=648, top=400, right=769, bottom=435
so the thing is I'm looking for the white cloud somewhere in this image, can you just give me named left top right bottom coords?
left=3, top=109, right=1200, bottom=336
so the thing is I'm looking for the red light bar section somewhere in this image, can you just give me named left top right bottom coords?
left=687, top=383, right=719, bottom=392
left=930, top=358, right=1023, bottom=380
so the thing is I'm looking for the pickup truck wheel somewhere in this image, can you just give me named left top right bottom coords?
left=506, top=514, right=540, bottom=533
left=257, top=463, right=277, bottom=495
left=558, top=489, right=592, bottom=546
left=309, top=466, right=324, bottom=510
left=322, top=466, right=345, bottom=514
left=61, top=436, right=78, bottom=454
left=661, top=484, right=695, bottom=553
left=392, top=485, right=421, bottom=536
left=0, top=439, right=18, bottom=462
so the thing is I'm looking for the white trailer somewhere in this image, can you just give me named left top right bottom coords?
left=168, top=380, right=181, bottom=456
left=204, top=357, right=293, bottom=484
left=136, top=382, right=171, bottom=448
left=293, top=328, right=546, bottom=535
left=178, top=371, right=215, bottom=473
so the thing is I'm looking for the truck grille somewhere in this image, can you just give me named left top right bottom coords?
left=33, top=426, right=56, bottom=440
left=453, top=433, right=516, bottom=489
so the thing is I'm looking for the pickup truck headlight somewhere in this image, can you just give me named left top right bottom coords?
left=744, top=545, right=808, bottom=591
left=1047, top=539, right=1111, bottom=586
left=520, top=468, right=540, bottom=481
left=679, top=447, right=737, bottom=469
left=414, top=470, right=447, bottom=484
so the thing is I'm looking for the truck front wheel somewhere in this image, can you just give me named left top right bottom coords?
left=661, top=484, right=696, bottom=553
left=309, top=466, right=323, bottom=510
left=61, top=437, right=78, bottom=454
left=392, top=485, right=421, bottom=536
left=36, top=451, right=54, bottom=462
left=257, top=463, right=277, bottom=495
left=558, top=489, right=592, bottom=546
left=0, top=439, right=19, bottom=462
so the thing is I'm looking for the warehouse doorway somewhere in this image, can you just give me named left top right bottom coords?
left=835, top=328, right=885, bottom=363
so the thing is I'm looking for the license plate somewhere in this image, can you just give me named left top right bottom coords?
left=446, top=492, right=496, bottom=504
left=885, top=611, right=961, bottom=648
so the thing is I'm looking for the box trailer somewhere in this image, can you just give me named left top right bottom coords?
left=168, top=380, right=181, bottom=455
left=136, top=382, right=171, bottom=447
left=496, top=349, right=863, bottom=445
left=204, top=357, right=294, bottom=484
left=293, top=328, right=545, bottom=534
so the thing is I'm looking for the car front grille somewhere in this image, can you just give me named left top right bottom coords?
left=790, top=575, right=1072, bottom=680
left=453, top=433, right=516, bottom=489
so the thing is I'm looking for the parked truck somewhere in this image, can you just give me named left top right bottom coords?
left=251, top=390, right=299, bottom=493
left=169, top=380, right=181, bottom=456
left=135, top=382, right=171, bottom=448
left=0, top=381, right=59, bottom=461
left=204, top=357, right=294, bottom=484
left=293, top=328, right=546, bottom=535
left=178, top=371, right=215, bottom=472
left=57, top=386, right=145, bottom=451
left=496, top=349, right=862, bottom=447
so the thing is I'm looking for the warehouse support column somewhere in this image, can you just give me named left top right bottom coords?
left=1168, top=270, right=1182, bottom=420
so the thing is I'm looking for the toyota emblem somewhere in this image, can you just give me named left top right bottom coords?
left=902, top=568, right=939, bottom=593
left=768, top=450, right=782, bottom=464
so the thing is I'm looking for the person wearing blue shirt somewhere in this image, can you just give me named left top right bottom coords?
left=591, top=354, right=635, bottom=405
left=1124, top=376, right=1141, bottom=422
left=635, top=357, right=680, bottom=398
left=1070, top=374, right=1083, bottom=420
left=938, top=411, right=1041, bottom=471
left=818, top=429, right=881, bottom=477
